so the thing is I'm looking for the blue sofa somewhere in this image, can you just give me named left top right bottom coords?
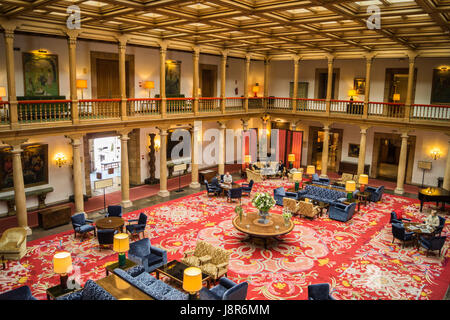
left=328, top=201, right=357, bottom=222
left=365, top=185, right=384, bottom=202
left=199, top=277, right=248, bottom=300
left=0, top=285, right=37, bottom=300
left=114, top=266, right=188, bottom=300
left=56, top=280, right=116, bottom=300
left=273, top=187, right=300, bottom=206
left=297, top=185, right=349, bottom=204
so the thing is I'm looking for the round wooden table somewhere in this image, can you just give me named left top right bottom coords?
left=404, top=222, right=435, bottom=248
left=96, top=217, right=125, bottom=232
left=232, top=211, right=294, bottom=248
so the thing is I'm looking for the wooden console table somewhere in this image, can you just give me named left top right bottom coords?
left=38, top=204, right=72, bottom=230
left=0, top=186, right=54, bottom=216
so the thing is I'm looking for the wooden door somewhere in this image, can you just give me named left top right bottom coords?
left=96, top=59, right=130, bottom=99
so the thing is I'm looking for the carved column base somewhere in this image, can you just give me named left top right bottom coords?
left=394, top=187, right=404, bottom=195
left=120, top=200, right=133, bottom=208
left=158, top=190, right=170, bottom=198
left=189, top=182, right=201, bottom=189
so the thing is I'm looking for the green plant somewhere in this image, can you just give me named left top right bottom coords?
left=235, top=205, right=243, bottom=221
left=282, top=209, right=292, bottom=220
left=252, top=192, right=275, bottom=212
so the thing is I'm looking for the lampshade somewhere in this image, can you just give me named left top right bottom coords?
left=345, top=180, right=356, bottom=192
left=348, top=89, right=357, bottom=97
left=288, top=154, right=295, bottom=162
left=183, top=267, right=202, bottom=293
left=306, top=165, right=315, bottom=175
left=292, top=172, right=302, bottom=181
left=252, top=85, right=259, bottom=93
left=359, top=174, right=369, bottom=185
left=76, top=79, right=88, bottom=89
left=244, top=155, right=252, bottom=163
left=53, top=251, right=72, bottom=274
left=0, top=87, right=6, bottom=97
left=393, top=93, right=400, bottom=101
left=113, top=233, right=129, bottom=253
left=143, top=81, right=155, bottom=89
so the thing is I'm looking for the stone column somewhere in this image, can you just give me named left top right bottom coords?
left=325, top=55, right=334, bottom=114
left=263, top=57, right=270, bottom=108
left=218, top=122, right=226, bottom=175
left=292, top=55, right=300, bottom=112
left=66, top=30, right=80, bottom=124
left=443, top=137, right=450, bottom=190
left=158, top=127, right=170, bottom=197
left=2, top=138, right=30, bottom=235
left=189, top=123, right=201, bottom=189
left=321, top=124, right=330, bottom=178
left=220, top=50, right=227, bottom=114
left=2, top=22, right=18, bottom=129
left=244, top=55, right=251, bottom=112
left=118, top=36, right=128, bottom=120
left=395, top=131, right=409, bottom=194
left=404, top=53, right=417, bottom=121
left=67, top=134, right=84, bottom=214
left=357, top=126, right=369, bottom=175
left=363, top=54, right=374, bottom=119
left=159, top=44, right=167, bottom=117
left=192, top=47, right=200, bottom=115
left=119, top=130, right=132, bottom=207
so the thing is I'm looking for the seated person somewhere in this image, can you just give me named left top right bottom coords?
left=223, top=172, right=233, bottom=184
left=252, top=164, right=260, bottom=171
left=211, top=175, right=222, bottom=190
left=278, top=160, right=286, bottom=177
left=424, top=210, right=440, bottom=228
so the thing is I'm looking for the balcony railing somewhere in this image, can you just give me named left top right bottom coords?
left=0, top=97, right=448, bottom=129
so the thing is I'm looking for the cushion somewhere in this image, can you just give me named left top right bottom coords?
left=182, top=255, right=200, bottom=267
left=135, top=272, right=157, bottom=286
left=147, top=280, right=173, bottom=300
left=146, top=253, right=164, bottom=266
left=81, top=280, right=115, bottom=300
left=132, top=239, right=151, bottom=257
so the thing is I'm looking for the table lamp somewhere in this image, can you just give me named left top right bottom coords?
left=306, top=165, right=315, bottom=183
left=345, top=180, right=356, bottom=201
left=143, top=81, right=155, bottom=98
left=348, top=89, right=357, bottom=101
left=244, top=155, right=251, bottom=170
left=53, top=251, right=72, bottom=290
left=288, top=154, right=295, bottom=169
left=358, top=174, right=369, bottom=192
left=183, top=267, right=202, bottom=300
left=252, top=83, right=259, bottom=97
left=76, top=79, right=88, bottom=99
left=113, top=233, right=130, bottom=268
left=393, top=93, right=400, bottom=102
left=0, top=87, right=6, bottom=101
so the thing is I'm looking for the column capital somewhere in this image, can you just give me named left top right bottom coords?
left=116, top=34, right=129, bottom=47
left=157, top=126, right=169, bottom=135
left=65, top=133, right=84, bottom=144
left=220, top=49, right=229, bottom=58
left=0, top=19, right=20, bottom=36
left=264, top=56, right=272, bottom=65
left=406, top=50, right=418, bottom=62
left=241, top=118, right=249, bottom=130
left=325, top=53, right=335, bottom=63
left=218, top=121, right=227, bottom=129
left=245, top=54, right=252, bottom=62
left=64, top=29, right=81, bottom=43
left=293, top=54, right=302, bottom=64
left=118, top=128, right=133, bottom=138
left=321, top=121, right=332, bottom=129
left=193, top=46, right=201, bottom=58
left=1, top=138, right=28, bottom=149
left=364, top=52, right=376, bottom=61
left=360, top=125, right=370, bottom=133
left=400, top=131, right=409, bottom=139
left=158, top=40, right=169, bottom=51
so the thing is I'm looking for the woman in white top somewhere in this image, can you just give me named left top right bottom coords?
left=425, top=210, right=440, bottom=228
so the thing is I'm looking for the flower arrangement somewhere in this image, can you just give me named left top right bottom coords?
left=235, top=205, right=243, bottom=222
left=252, top=192, right=276, bottom=213
left=282, top=209, right=292, bottom=220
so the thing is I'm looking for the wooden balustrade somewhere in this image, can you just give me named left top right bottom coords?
left=127, top=98, right=160, bottom=116
left=199, top=98, right=221, bottom=112
left=166, top=98, right=193, bottom=114
left=248, top=97, right=264, bottom=110
left=410, top=104, right=450, bottom=121
left=225, top=97, right=244, bottom=111
left=296, top=98, right=327, bottom=112
left=18, top=100, right=71, bottom=123
left=0, top=101, right=10, bottom=125
left=330, top=100, right=364, bottom=116
left=267, top=97, right=292, bottom=110
left=79, top=99, right=121, bottom=119
left=367, top=101, right=405, bottom=119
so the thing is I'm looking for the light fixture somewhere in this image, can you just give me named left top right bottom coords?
left=358, top=174, right=369, bottom=192
left=244, top=155, right=252, bottom=164
left=183, top=267, right=202, bottom=300
left=288, top=154, right=295, bottom=169
left=252, top=83, right=259, bottom=97
left=54, top=153, right=67, bottom=167
left=143, top=81, right=154, bottom=98
left=113, top=233, right=129, bottom=268
left=345, top=180, right=356, bottom=200
left=306, top=165, right=315, bottom=183
left=430, top=149, right=441, bottom=160
left=0, top=87, right=6, bottom=101
left=76, top=79, right=88, bottom=100
left=154, top=138, right=161, bottom=152
left=348, top=89, right=357, bottom=101
left=53, top=251, right=72, bottom=290
left=393, top=93, right=400, bottom=102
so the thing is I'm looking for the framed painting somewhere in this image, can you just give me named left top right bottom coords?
left=23, top=52, right=59, bottom=96
left=348, top=143, right=360, bottom=158
left=165, top=60, right=181, bottom=96
left=430, top=68, right=450, bottom=104
left=354, top=78, right=366, bottom=95
left=0, top=144, right=48, bottom=191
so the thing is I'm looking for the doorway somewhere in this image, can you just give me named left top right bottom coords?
left=199, top=64, right=218, bottom=97
left=384, top=68, right=417, bottom=103
left=315, top=68, right=340, bottom=99
left=308, top=126, right=343, bottom=173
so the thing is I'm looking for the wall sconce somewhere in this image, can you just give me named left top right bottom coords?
left=76, top=79, right=88, bottom=99
left=252, top=83, right=259, bottom=97
left=430, top=149, right=441, bottom=160
left=55, top=153, right=67, bottom=167
left=0, top=87, right=6, bottom=101
left=143, top=81, right=154, bottom=98
left=154, top=138, right=161, bottom=152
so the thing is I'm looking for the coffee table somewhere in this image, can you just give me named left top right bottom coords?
left=96, top=217, right=125, bottom=233
left=105, top=258, right=137, bottom=276
left=96, top=274, right=153, bottom=300
left=232, top=211, right=294, bottom=249
left=154, top=260, right=211, bottom=289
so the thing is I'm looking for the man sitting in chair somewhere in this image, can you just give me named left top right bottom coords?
left=425, top=210, right=440, bottom=228
left=220, top=172, right=233, bottom=190
left=211, top=175, right=222, bottom=191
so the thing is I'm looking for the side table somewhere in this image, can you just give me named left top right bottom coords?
left=356, top=192, right=370, bottom=206
left=46, top=284, right=80, bottom=300
left=105, top=259, right=137, bottom=276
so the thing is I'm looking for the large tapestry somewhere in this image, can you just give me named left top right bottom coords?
left=23, top=52, right=59, bottom=96
left=165, top=60, right=181, bottom=95
left=0, top=144, right=48, bottom=191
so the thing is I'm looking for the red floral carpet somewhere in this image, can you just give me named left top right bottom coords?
left=1, top=179, right=449, bottom=300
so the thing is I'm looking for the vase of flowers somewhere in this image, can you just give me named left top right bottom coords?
left=235, top=205, right=243, bottom=222
left=282, top=209, right=292, bottom=227
left=252, top=192, right=276, bottom=224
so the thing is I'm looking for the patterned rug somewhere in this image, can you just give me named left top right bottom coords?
left=0, top=179, right=448, bottom=300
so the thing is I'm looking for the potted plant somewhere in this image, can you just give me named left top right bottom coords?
left=235, top=205, right=243, bottom=222
left=252, top=192, right=275, bottom=224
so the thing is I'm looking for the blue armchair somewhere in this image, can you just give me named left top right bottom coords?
left=97, top=228, right=117, bottom=249
left=308, top=283, right=335, bottom=300
left=365, top=185, right=384, bottom=202
left=71, top=213, right=96, bottom=239
left=227, top=187, right=242, bottom=203
left=127, top=238, right=167, bottom=273
left=419, top=236, right=447, bottom=256
left=391, top=223, right=415, bottom=247
left=312, top=173, right=330, bottom=185
left=0, top=285, right=37, bottom=300
left=328, top=201, right=356, bottom=222
left=205, top=180, right=221, bottom=196
left=390, top=211, right=411, bottom=225
left=434, top=216, right=446, bottom=236
left=273, top=187, right=300, bottom=206
left=241, top=180, right=254, bottom=196
left=199, top=277, right=248, bottom=300
left=106, top=205, right=123, bottom=218
left=126, top=212, right=148, bottom=239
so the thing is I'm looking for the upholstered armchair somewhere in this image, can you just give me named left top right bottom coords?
left=106, top=205, right=123, bottom=218
left=308, top=283, right=335, bottom=300
left=227, top=188, right=242, bottom=203
left=312, top=173, right=330, bottom=185
left=337, top=173, right=353, bottom=184
left=283, top=197, right=300, bottom=215
left=241, top=180, right=254, bottom=196
left=328, top=201, right=356, bottom=222
left=419, top=236, right=447, bottom=256
left=365, top=185, right=384, bottom=202
left=390, top=211, right=411, bottom=225
left=127, top=238, right=167, bottom=273
left=126, top=212, right=148, bottom=239
left=205, top=180, right=221, bottom=197
left=273, top=187, right=300, bottom=206
left=434, top=216, right=446, bottom=236
left=181, top=240, right=214, bottom=267
left=71, top=213, right=96, bottom=239
left=97, top=229, right=117, bottom=249
left=0, top=227, right=27, bottom=260
left=298, top=200, right=320, bottom=219
left=289, top=171, right=303, bottom=183
left=391, top=223, right=415, bottom=247
left=200, top=246, right=230, bottom=281
left=0, top=285, right=37, bottom=300
left=199, top=277, right=248, bottom=300
left=245, top=169, right=263, bottom=183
